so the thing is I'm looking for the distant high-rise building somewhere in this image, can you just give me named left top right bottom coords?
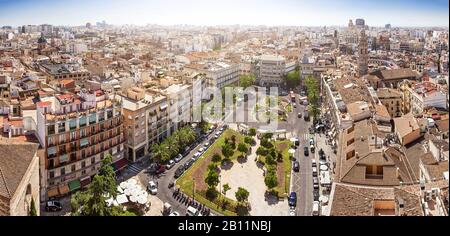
left=355, top=19, right=365, bottom=28
left=385, top=24, right=391, bottom=29
left=86, top=22, right=92, bottom=29
left=348, top=19, right=354, bottom=28
left=358, top=30, right=368, bottom=77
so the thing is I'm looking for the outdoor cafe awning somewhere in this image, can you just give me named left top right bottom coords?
left=47, top=188, right=60, bottom=198
left=58, top=185, right=70, bottom=195
left=68, top=180, right=81, bottom=192
left=80, top=176, right=91, bottom=188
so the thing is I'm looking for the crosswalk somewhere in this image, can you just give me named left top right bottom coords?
left=300, top=134, right=310, bottom=141
left=127, top=164, right=144, bottom=175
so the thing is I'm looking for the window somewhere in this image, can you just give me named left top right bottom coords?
left=346, top=150, right=355, bottom=160
left=49, top=171, right=54, bottom=179
left=47, top=124, right=55, bottom=135
left=79, top=117, right=87, bottom=127
left=60, top=154, right=69, bottom=164
left=91, top=157, right=95, bottom=165
left=80, top=128, right=86, bottom=138
left=70, top=131, right=76, bottom=141
left=69, top=119, right=77, bottom=130
left=89, top=113, right=97, bottom=125
left=81, top=161, right=86, bottom=168
left=58, top=122, right=66, bottom=133
left=47, top=136, right=55, bottom=146
left=59, top=134, right=66, bottom=143
left=347, top=138, right=355, bottom=146
left=60, top=167, right=65, bottom=176
left=71, top=165, right=76, bottom=172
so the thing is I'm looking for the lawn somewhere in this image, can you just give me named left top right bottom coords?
left=176, top=129, right=245, bottom=216
left=258, top=140, right=292, bottom=198
left=273, top=141, right=292, bottom=198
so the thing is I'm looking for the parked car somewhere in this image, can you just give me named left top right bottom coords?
left=288, top=192, right=297, bottom=207
left=198, top=147, right=205, bottom=153
left=313, top=189, right=320, bottom=201
left=304, top=147, right=309, bottom=156
left=175, top=154, right=184, bottom=163
left=313, top=177, right=319, bottom=189
left=312, top=167, right=318, bottom=177
left=312, top=159, right=317, bottom=168
left=293, top=161, right=300, bottom=172
left=166, top=160, right=175, bottom=170
left=184, top=160, right=193, bottom=169
left=174, top=166, right=185, bottom=178
left=204, top=142, right=210, bottom=148
left=219, top=127, right=224, bottom=132
left=45, top=200, right=63, bottom=212
left=169, top=211, right=180, bottom=216
left=193, top=152, right=201, bottom=159
left=148, top=181, right=158, bottom=195
left=312, top=201, right=320, bottom=216
left=186, top=206, right=202, bottom=216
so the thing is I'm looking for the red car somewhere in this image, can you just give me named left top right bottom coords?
left=156, top=165, right=166, bottom=175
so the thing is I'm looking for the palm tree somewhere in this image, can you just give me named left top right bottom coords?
left=151, top=143, right=170, bottom=163
left=164, top=136, right=179, bottom=158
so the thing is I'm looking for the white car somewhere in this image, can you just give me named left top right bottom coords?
left=204, top=142, right=210, bottom=147
left=194, top=152, right=201, bottom=159
left=312, top=159, right=317, bottom=168
left=309, top=138, right=315, bottom=145
left=219, top=127, right=224, bottom=132
left=312, top=201, right=320, bottom=216
left=289, top=208, right=296, bottom=216
left=166, top=160, right=175, bottom=169
left=169, top=211, right=180, bottom=216
left=198, top=147, right=205, bottom=153
left=147, top=181, right=158, bottom=195
left=186, top=206, right=202, bottom=216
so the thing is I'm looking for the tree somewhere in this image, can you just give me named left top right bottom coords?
left=237, top=143, right=249, bottom=155
left=256, top=147, right=268, bottom=156
left=223, top=184, right=231, bottom=195
left=205, top=169, right=220, bottom=189
left=264, top=172, right=278, bottom=189
left=285, top=68, right=301, bottom=89
left=208, top=163, right=218, bottom=172
left=235, top=187, right=250, bottom=205
left=151, top=143, right=170, bottom=164
left=305, top=75, right=320, bottom=121
left=71, top=154, right=127, bottom=216
left=212, top=153, right=222, bottom=163
left=239, top=74, right=256, bottom=88
left=164, top=136, right=179, bottom=158
left=244, top=136, right=255, bottom=146
left=29, top=197, right=37, bottom=216
left=221, top=143, right=234, bottom=160
left=265, top=152, right=276, bottom=166
left=260, top=138, right=273, bottom=149
left=248, top=128, right=257, bottom=136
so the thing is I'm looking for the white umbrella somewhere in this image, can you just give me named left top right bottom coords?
left=117, top=186, right=124, bottom=194
left=116, top=194, right=129, bottom=204
left=129, top=195, right=138, bottom=203
left=127, top=179, right=137, bottom=186
left=137, top=195, right=147, bottom=205
left=112, top=200, right=119, bottom=207
left=120, top=182, right=129, bottom=189
left=319, top=196, right=329, bottom=205
left=124, top=188, right=133, bottom=196
left=288, top=149, right=296, bottom=154
left=139, top=191, right=148, bottom=199
left=131, top=188, right=141, bottom=197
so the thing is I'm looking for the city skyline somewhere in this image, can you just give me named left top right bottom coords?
left=0, top=0, right=449, bottom=27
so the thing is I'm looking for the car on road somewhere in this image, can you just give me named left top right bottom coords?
left=155, top=165, right=166, bottom=175
left=310, top=145, right=315, bottom=153
left=169, top=211, right=180, bottom=216
left=288, top=192, right=297, bottom=207
left=166, top=160, right=175, bottom=170
left=175, top=154, right=184, bottom=163
left=293, top=161, right=300, bottom=172
left=309, top=138, right=315, bottom=145
left=304, top=147, right=309, bottom=156
left=174, top=166, right=185, bottom=178
left=304, top=112, right=310, bottom=121
left=312, top=167, right=318, bottom=177
left=313, top=177, right=319, bottom=189
left=293, top=103, right=297, bottom=108
left=148, top=181, right=158, bottom=195
left=312, top=201, right=320, bottom=216
left=298, top=113, right=302, bottom=118
left=312, top=159, right=317, bottom=168
left=289, top=208, right=296, bottom=216
left=45, top=200, right=63, bottom=212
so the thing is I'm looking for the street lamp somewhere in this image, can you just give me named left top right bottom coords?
left=193, top=178, right=195, bottom=202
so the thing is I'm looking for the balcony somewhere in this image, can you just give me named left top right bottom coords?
left=365, top=174, right=384, bottom=180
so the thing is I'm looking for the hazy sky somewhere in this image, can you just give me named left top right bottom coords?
left=0, top=0, right=448, bottom=27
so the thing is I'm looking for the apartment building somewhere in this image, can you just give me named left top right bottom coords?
left=405, top=82, right=447, bottom=115
left=121, top=87, right=168, bottom=162
left=258, top=55, right=286, bottom=87
left=164, top=83, right=193, bottom=135
left=377, top=88, right=403, bottom=118
left=204, top=62, right=240, bottom=89
left=36, top=89, right=126, bottom=201
left=38, top=62, right=90, bottom=81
